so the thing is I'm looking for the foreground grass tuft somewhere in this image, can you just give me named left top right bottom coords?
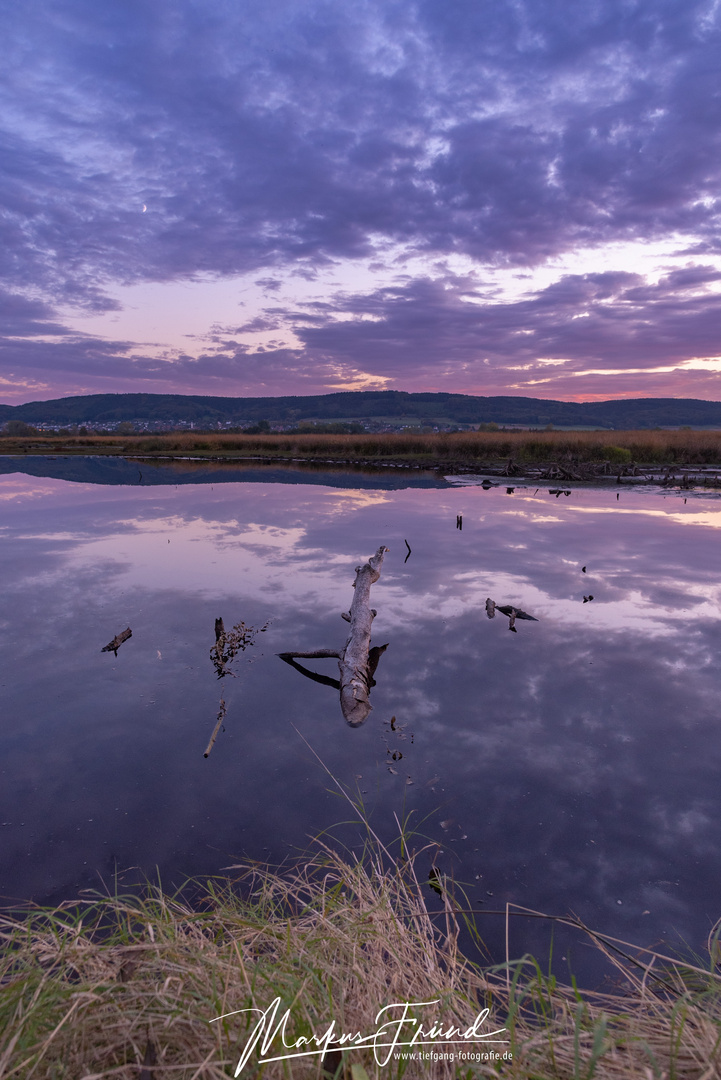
left=1, top=844, right=720, bottom=1077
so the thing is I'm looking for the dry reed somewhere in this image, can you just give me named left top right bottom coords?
left=1, top=840, right=720, bottom=1079
left=4, top=430, right=721, bottom=466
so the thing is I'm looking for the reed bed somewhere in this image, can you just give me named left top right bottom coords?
left=5, top=429, right=721, bottom=466
left=1, top=841, right=720, bottom=1079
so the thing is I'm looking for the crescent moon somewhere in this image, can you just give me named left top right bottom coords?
left=142, top=204, right=147, bottom=212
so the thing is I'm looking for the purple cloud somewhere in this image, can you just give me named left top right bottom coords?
left=4, top=266, right=721, bottom=402
left=2, top=0, right=721, bottom=400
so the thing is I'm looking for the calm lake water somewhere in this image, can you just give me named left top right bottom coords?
left=2, top=457, right=721, bottom=981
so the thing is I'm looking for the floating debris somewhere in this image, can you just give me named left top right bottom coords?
left=404, top=539, right=412, bottom=563
left=101, top=627, right=132, bottom=656
left=583, top=595, right=595, bottom=603
left=485, top=598, right=496, bottom=619
left=456, top=514, right=463, bottom=530
left=205, top=617, right=268, bottom=756
left=582, top=565, right=587, bottom=573
left=211, top=617, right=267, bottom=679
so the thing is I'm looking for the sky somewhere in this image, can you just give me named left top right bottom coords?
left=2, top=0, right=721, bottom=405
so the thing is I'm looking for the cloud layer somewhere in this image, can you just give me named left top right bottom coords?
left=2, top=0, right=721, bottom=401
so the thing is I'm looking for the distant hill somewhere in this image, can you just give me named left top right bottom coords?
left=2, top=390, right=721, bottom=429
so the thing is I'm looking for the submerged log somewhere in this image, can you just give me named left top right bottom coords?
left=279, top=545, right=389, bottom=727
left=101, top=627, right=132, bottom=655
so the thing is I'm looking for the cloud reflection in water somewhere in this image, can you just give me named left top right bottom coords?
left=1, top=471, right=720, bottom=980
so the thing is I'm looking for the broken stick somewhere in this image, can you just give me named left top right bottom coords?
left=101, top=627, right=132, bottom=655
left=204, top=698, right=227, bottom=758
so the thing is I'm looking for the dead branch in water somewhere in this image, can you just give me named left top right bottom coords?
left=486, top=599, right=539, bottom=633
left=203, top=698, right=227, bottom=758
left=277, top=656, right=341, bottom=690
left=101, top=628, right=132, bottom=656
left=205, top=617, right=268, bottom=756
left=211, top=618, right=266, bottom=679
left=279, top=545, right=389, bottom=726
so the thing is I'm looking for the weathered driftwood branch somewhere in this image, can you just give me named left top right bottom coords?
left=101, top=627, right=132, bottom=655
left=279, top=545, right=389, bottom=727
left=486, top=598, right=539, bottom=633
left=339, top=546, right=388, bottom=725
left=280, top=644, right=389, bottom=696
left=278, top=656, right=341, bottom=690
left=204, top=697, right=227, bottom=758
left=279, top=649, right=341, bottom=659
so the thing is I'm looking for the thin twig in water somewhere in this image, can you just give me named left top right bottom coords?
left=203, top=698, right=227, bottom=758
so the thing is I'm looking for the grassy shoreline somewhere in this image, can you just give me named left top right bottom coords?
left=1, top=842, right=720, bottom=1078
left=4, top=431, right=721, bottom=489
left=2, top=430, right=721, bottom=470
